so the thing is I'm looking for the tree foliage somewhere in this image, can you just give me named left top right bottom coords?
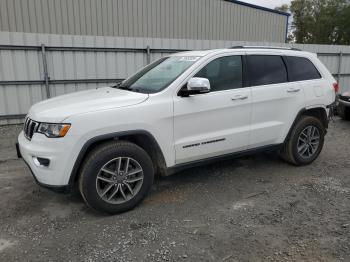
left=275, top=4, right=289, bottom=12
left=278, top=0, right=350, bottom=44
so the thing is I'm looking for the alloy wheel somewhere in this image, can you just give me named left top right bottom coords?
left=297, top=125, right=320, bottom=159
left=96, top=157, right=144, bottom=204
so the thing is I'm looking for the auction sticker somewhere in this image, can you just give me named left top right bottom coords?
left=179, top=56, right=201, bottom=62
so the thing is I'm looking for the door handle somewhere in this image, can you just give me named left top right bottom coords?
left=287, top=87, right=301, bottom=93
left=231, top=95, right=248, bottom=101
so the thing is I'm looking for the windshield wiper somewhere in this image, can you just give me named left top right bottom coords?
left=116, top=84, right=143, bottom=93
left=111, top=81, right=144, bottom=93
left=118, top=85, right=133, bottom=91
left=111, top=81, right=124, bottom=88
left=111, top=81, right=131, bottom=90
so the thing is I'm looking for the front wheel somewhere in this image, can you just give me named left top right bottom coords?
left=79, top=141, right=154, bottom=214
left=280, top=116, right=325, bottom=166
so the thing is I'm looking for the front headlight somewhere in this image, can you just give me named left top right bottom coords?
left=37, top=123, right=71, bottom=138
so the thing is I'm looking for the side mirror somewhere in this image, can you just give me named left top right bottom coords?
left=179, top=77, right=211, bottom=97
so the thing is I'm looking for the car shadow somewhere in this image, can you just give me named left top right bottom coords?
left=37, top=151, right=283, bottom=217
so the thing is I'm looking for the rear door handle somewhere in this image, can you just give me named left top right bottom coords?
left=231, top=95, right=248, bottom=101
left=287, top=87, right=301, bottom=93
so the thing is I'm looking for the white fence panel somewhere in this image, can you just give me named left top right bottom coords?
left=1, top=31, right=350, bottom=125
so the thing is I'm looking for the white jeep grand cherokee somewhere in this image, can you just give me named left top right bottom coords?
left=17, top=47, right=337, bottom=214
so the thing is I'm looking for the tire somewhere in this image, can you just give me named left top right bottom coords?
left=280, top=116, right=325, bottom=166
left=79, top=140, right=154, bottom=214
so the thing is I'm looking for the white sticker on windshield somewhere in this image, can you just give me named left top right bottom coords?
left=179, top=56, right=201, bottom=62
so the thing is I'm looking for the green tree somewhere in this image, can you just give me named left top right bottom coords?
left=275, top=4, right=289, bottom=12
left=338, top=4, right=350, bottom=43
left=281, top=0, right=350, bottom=44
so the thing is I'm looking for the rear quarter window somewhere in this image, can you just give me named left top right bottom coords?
left=284, top=56, right=322, bottom=82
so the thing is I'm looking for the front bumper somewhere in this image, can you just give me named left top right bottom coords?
left=15, top=142, right=22, bottom=158
left=17, top=131, right=80, bottom=192
left=19, top=152, right=71, bottom=193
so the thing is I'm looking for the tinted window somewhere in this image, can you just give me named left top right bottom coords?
left=247, top=55, right=287, bottom=86
left=195, top=56, right=242, bottom=92
left=284, top=56, right=321, bottom=81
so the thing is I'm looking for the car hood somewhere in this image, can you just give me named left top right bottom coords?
left=28, top=87, right=149, bottom=123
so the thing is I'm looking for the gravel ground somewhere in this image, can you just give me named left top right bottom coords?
left=0, top=118, right=349, bottom=262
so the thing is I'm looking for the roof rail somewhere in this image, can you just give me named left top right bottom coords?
left=230, top=46, right=302, bottom=51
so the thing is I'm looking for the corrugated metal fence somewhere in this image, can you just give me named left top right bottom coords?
left=1, top=32, right=350, bottom=125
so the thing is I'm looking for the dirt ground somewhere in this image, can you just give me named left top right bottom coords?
left=0, top=118, right=349, bottom=262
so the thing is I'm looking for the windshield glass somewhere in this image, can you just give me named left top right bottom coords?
left=117, top=56, right=201, bottom=94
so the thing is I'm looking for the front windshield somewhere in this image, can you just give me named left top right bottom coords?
left=117, top=56, right=201, bottom=94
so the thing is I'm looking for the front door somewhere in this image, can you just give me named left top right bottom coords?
left=173, top=55, right=252, bottom=164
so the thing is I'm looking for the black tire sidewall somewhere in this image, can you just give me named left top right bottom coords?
left=290, top=116, right=325, bottom=165
left=80, top=142, right=154, bottom=214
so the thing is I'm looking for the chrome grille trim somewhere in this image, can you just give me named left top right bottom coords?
left=23, top=118, right=39, bottom=140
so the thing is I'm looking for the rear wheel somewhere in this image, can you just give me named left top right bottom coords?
left=79, top=141, right=154, bottom=214
left=280, top=116, right=325, bottom=166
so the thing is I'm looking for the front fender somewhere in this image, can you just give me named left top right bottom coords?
left=67, top=130, right=166, bottom=187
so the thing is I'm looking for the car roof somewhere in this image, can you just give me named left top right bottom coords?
left=170, top=49, right=220, bottom=57
left=170, top=48, right=315, bottom=58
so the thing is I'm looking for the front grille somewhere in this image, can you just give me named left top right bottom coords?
left=23, top=118, right=39, bottom=140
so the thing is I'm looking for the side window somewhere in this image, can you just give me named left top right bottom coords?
left=247, top=55, right=288, bottom=86
left=284, top=56, right=321, bottom=81
left=195, top=56, right=242, bottom=92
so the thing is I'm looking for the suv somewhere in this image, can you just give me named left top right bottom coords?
left=17, top=47, right=336, bottom=214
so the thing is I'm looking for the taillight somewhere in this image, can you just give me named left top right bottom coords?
left=333, top=82, right=339, bottom=93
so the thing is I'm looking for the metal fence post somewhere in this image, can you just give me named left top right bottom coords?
left=146, top=45, right=151, bottom=65
left=41, top=44, right=50, bottom=98
left=337, top=51, right=343, bottom=84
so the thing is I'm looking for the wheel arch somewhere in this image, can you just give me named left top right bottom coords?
left=68, top=130, right=167, bottom=187
left=302, top=106, right=329, bottom=129
left=285, top=106, right=328, bottom=144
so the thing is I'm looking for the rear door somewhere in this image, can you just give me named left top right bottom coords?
left=247, top=54, right=306, bottom=148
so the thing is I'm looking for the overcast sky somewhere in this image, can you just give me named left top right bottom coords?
left=240, top=0, right=291, bottom=9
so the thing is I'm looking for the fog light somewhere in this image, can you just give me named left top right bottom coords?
left=33, top=157, right=50, bottom=167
